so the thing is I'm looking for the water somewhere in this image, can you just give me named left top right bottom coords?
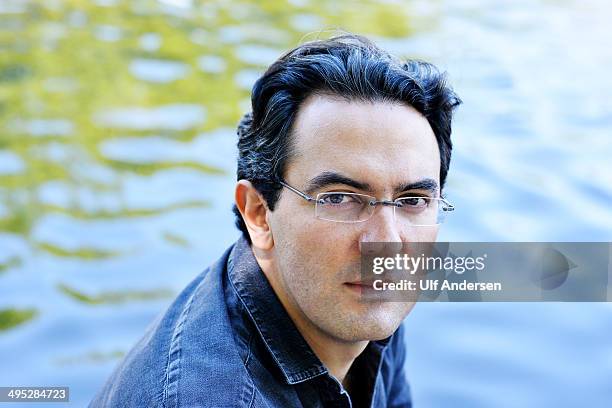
left=1, top=0, right=611, bottom=406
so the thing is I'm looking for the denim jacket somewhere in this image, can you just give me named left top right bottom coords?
left=90, top=237, right=412, bottom=407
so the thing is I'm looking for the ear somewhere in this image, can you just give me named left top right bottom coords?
left=235, top=180, right=274, bottom=250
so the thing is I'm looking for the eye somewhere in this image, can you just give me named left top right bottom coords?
left=320, top=193, right=362, bottom=205
left=397, top=197, right=429, bottom=208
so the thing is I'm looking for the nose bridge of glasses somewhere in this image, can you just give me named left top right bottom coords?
left=366, top=198, right=400, bottom=219
left=369, top=199, right=400, bottom=206
left=367, top=199, right=404, bottom=220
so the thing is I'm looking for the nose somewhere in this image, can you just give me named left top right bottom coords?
left=358, top=205, right=403, bottom=255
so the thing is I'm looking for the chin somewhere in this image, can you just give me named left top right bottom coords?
left=333, top=308, right=407, bottom=342
left=362, top=317, right=402, bottom=340
left=359, top=327, right=398, bottom=342
left=366, top=302, right=415, bottom=338
left=336, top=323, right=398, bottom=342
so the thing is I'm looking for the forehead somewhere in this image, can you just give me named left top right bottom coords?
left=287, top=94, right=440, bottom=191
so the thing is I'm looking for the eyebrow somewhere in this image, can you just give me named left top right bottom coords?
left=304, top=171, right=439, bottom=196
left=305, top=172, right=371, bottom=195
left=395, top=179, right=439, bottom=195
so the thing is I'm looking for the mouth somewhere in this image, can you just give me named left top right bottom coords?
left=343, top=280, right=380, bottom=294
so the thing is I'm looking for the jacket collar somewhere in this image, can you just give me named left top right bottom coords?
left=227, top=237, right=328, bottom=384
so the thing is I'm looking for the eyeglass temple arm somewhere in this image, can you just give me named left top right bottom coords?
left=441, top=198, right=455, bottom=211
left=278, top=180, right=317, bottom=202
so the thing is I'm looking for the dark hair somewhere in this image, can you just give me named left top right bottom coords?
left=233, top=33, right=461, bottom=242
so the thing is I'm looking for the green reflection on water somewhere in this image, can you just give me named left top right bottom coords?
left=0, top=0, right=416, bottom=320
left=0, top=256, right=22, bottom=274
left=102, top=159, right=225, bottom=175
left=57, top=283, right=175, bottom=305
left=0, top=307, right=38, bottom=331
left=54, top=349, right=126, bottom=366
left=0, top=0, right=414, bottom=238
left=43, top=199, right=210, bottom=220
left=37, top=242, right=123, bottom=259
left=162, top=231, right=190, bottom=247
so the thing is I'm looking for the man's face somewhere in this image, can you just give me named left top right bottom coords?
left=267, top=94, right=441, bottom=342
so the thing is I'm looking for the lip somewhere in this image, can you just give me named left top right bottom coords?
left=343, top=280, right=381, bottom=294
left=345, top=277, right=400, bottom=287
left=345, top=280, right=376, bottom=286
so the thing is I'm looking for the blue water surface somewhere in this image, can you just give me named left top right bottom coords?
left=0, top=0, right=611, bottom=407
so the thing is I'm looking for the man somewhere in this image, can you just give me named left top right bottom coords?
left=91, top=33, right=460, bottom=407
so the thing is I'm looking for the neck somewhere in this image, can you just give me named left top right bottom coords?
left=297, top=319, right=368, bottom=386
left=255, top=250, right=368, bottom=385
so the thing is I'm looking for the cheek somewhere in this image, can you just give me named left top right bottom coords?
left=286, top=221, right=351, bottom=269
left=271, top=210, right=359, bottom=285
left=273, top=198, right=357, bottom=252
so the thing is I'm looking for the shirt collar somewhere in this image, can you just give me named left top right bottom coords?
left=227, top=236, right=393, bottom=385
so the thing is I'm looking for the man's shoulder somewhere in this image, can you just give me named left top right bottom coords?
left=90, top=243, right=256, bottom=408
